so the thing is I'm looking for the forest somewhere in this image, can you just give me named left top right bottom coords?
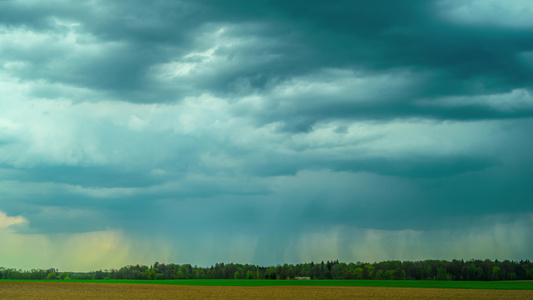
left=1, top=259, right=532, bottom=281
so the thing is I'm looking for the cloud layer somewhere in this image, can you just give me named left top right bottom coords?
left=1, top=0, right=532, bottom=270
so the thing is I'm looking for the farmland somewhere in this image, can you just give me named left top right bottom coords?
left=1, top=281, right=532, bottom=299
left=2, top=279, right=533, bottom=289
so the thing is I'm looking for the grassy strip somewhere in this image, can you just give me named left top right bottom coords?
left=2, top=279, right=532, bottom=290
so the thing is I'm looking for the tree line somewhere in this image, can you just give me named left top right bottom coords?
left=1, top=259, right=532, bottom=281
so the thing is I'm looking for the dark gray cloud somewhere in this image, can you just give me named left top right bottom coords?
left=2, top=0, right=532, bottom=106
left=0, top=0, right=532, bottom=268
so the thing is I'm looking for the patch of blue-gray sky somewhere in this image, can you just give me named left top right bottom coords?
left=0, top=0, right=532, bottom=269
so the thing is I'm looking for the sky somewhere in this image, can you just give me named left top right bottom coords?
left=1, top=0, right=532, bottom=272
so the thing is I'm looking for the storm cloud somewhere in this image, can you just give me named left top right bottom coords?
left=1, top=0, right=532, bottom=270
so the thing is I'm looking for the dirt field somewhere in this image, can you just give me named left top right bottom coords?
left=1, top=281, right=532, bottom=299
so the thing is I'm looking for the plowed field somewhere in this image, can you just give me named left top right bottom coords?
left=1, top=281, right=532, bottom=299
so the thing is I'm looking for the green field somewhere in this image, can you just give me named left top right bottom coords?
left=2, top=279, right=532, bottom=290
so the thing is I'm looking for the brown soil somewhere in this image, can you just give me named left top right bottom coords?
left=1, top=281, right=532, bottom=299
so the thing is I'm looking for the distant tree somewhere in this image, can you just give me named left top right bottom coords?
left=436, top=267, right=448, bottom=281
left=376, top=269, right=384, bottom=279
left=179, top=265, right=192, bottom=279
left=266, top=267, right=276, bottom=280
left=385, top=270, right=395, bottom=280
left=193, top=268, right=205, bottom=279
left=395, top=269, right=406, bottom=280
left=492, top=266, right=501, bottom=281
left=3, top=258, right=532, bottom=282
left=287, top=267, right=294, bottom=279
left=354, top=268, right=364, bottom=279
left=59, top=272, right=71, bottom=280
left=468, top=263, right=483, bottom=281
left=145, top=269, right=152, bottom=280
left=364, top=264, right=375, bottom=279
